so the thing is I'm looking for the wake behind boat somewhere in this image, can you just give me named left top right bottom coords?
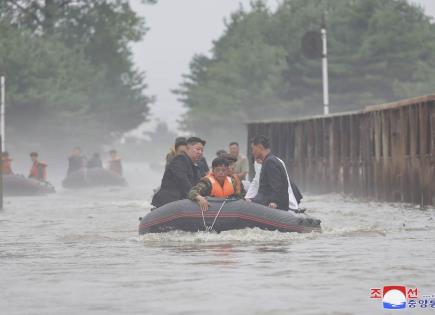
left=139, top=197, right=321, bottom=234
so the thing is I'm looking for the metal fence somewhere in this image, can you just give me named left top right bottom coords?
left=247, top=95, right=435, bottom=206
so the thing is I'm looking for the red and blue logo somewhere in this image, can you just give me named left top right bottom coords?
left=382, top=286, right=407, bottom=309
left=370, top=285, right=421, bottom=309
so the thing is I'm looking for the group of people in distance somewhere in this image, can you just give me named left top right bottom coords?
left=66, top=147, right=123, bottom=176
left=152, top=135, right=302, bottom=212
left=1, top=151, right=49, bottom=182
left=0, top=147, right=124, bottom=183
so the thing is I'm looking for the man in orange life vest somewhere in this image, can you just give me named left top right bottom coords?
left=188, top=157, right=245, bottom=211
left=28, top=152, right=47, bottom=182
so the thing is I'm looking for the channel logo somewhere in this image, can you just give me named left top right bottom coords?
left=370, top=285, right=420, bottom=310
left=382, top=286, right=407, bottom=309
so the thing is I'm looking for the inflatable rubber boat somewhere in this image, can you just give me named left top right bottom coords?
left=139, top=198, right=321, bottom=234
left=3, top=174, right=56, bottom=196
left=62, top=168, right=127, bottom=189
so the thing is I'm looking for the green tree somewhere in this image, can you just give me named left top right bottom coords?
left=177, top=0, right=435, bottom=140
left=0, top=0, right=155, bottom=153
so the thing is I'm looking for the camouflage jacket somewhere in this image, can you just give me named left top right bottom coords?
left=188, top=175, right=246, bottom=200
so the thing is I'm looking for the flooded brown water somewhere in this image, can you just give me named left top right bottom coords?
left=1, top=164, right=434, bottom=314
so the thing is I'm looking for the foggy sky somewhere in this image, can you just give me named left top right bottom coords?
left=131, top=0, right=435, bottom=134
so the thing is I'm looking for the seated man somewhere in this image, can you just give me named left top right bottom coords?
left=188, top=157, right=245, bottom=211
left=28, top=152, right=48, bottom=182
left=67, top=147, right=85, bottom=175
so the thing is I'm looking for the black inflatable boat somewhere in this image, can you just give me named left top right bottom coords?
left=139, top=198, right=321, bottom=234
left=3, top=174, right=56, bottom=196
left=62, top=168, right=127, bottom=189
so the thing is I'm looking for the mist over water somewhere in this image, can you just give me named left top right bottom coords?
left=2, top=1, right=435, bottom=314
left=1, top=162, right=434, bottom=315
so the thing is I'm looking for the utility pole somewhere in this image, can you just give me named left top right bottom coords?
left=1, top=76, right=4, bottom=149
left=321, top=13, right=329, bottom=115
left=0, top=76, right=4, bottom=210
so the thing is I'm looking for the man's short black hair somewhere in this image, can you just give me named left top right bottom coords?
left=216, top=149, right=227, bottom=157
left=221, top=153, right=237, bottom=164
left=251, top=135, right=270, bottom=149
left=175, top=136, right=187, bottom=145
left=30, top=152, right=38, bottom=157
left=109, top=149, right=117, bottom=154
left=187, top=137, right=206, bottom=146
left=212, top=157, right=229, bottom=168
left=175, top=138, right=187, bottom=151
left=229, top=142, right=239, bottom=147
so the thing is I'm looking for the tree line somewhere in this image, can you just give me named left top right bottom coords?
left=176, top=0, right=435, bottom=141
left=0, top=0, right=155, bottom=154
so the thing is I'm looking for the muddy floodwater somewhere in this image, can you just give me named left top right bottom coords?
left=1, top=164, right=434, bottom=315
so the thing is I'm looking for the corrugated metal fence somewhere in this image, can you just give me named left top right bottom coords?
left=247, top=95, right=435, bottom=206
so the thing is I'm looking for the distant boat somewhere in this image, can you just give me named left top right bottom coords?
left=62, top=168, right=127, bottom=189
left=3, top=174, right=55, bottom=196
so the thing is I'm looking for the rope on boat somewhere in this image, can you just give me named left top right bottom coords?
left=201, top=198, right=227, bottom=232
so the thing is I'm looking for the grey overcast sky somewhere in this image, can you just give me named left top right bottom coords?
left=131, top=0, right=435, bottom=134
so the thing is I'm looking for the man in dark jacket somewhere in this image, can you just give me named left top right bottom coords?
left=250, top=135, right=290, bottom=211
left=152, top=137, right=205, bottom=208
left=67, top=147, right=85, bottom=175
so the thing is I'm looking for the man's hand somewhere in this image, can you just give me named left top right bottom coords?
left=197, top=196, right=209, bottom=212
left=268, top=202, right=277, bottom=209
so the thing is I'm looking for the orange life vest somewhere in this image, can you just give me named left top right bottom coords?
left=29, top=161, right=47, bottom=181
left=207, top=174, right=235, bottom=198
